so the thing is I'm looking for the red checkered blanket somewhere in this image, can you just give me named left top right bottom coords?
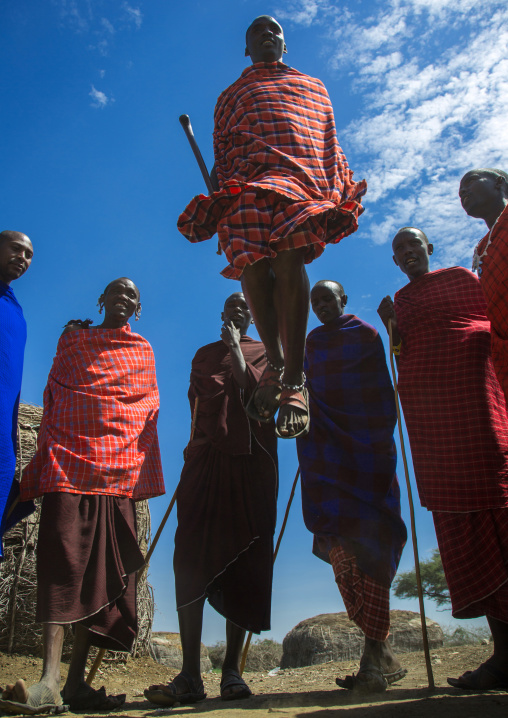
left=395, top=267, right=508, bottom=512
left=178, top=62, right=366, bottom=279
left=21, top=325, right=165, bottom=500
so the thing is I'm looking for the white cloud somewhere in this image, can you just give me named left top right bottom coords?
left=301, top=1, right=508, bottom=265
left=101, top=17, right=115, bottom=35
left=89, top=85, right=111, bottom=109
left=123, top=3, right=143, bottom=29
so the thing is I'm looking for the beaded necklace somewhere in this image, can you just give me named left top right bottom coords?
left=472, top=214, right=500, bottom=276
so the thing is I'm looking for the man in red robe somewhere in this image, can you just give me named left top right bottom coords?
left=378, top=228, right=508, bottom=691
left=460, top=168, right=508, bottom=400
left=178, top=16, right=366, bottom=438
left=145, top=293, right=278, bottom=706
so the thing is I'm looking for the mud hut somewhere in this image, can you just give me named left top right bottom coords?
left=0, top=404, right=155, bottom=660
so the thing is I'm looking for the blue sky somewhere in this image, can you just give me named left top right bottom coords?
left=3, top=0, right=506, bottom=644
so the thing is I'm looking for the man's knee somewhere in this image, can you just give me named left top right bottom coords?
left=271, top=247, right=306, bottom=274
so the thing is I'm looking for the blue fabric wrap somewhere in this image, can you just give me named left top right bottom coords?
left=296, top=314, right=407, bottom=587
left=0, top=281, right=34, bottom=558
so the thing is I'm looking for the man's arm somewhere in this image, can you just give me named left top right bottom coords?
left=377, top=296, right=401, bottom=366
left=221, top=320, right=248, bottom=388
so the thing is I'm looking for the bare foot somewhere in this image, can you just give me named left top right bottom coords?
left=3, top=679, right=61, bottom=707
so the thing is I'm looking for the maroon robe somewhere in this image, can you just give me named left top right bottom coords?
left=173, top=336, right=278, bottom=633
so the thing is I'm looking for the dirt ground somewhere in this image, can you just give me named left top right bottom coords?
left=1, top=643, right=507, bottom=717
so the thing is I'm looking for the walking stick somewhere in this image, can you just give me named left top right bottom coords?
left=86, top=398, right=200, bottom=685
left=239, top=468, right=301, bottom=676
left=388, top=320, right=435, bottom=690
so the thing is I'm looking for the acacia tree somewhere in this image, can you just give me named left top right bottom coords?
left=393, top=548, right=450, bottom=607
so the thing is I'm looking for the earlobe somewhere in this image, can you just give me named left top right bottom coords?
left=392, top=255, right=399, bottom=267
left=245, top=47, right=249, bottom=57
left=283, top=44, right=287, bottom=54
left=428, top=244, right=434, bottom=256
left=342, top=295, right=348, bottom=307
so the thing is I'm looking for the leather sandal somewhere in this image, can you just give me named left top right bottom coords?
left=275, top=383, right=310, bottom=439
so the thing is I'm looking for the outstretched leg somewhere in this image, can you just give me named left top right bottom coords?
left=241, top=247, right=310, bottom=436
left=145, top=598, right=206, bottom=705
left=220, top=621, right=251, bottom=701
left=241, top=258, right=284, bottom=419
left=271, top=247, right=310, bottom=437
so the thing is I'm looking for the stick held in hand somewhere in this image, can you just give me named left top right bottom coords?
left=179, top=114, right=217, bottom=194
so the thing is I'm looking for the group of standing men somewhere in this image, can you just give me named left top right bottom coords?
left=1, top=12, right=508, bottom=714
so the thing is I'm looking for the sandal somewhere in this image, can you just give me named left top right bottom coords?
left=336, top=664, right=388, bottom=693
left=63, top=684, right=125, bottom=712
left=447, top=661, right=508, bottom=690
left=245, top=358, right=283, bottom=423
left=275, top=383, right=310, bottom=439
left=0, top=680, right=66, bottom=716
left=220, top=669, right=252, bottom=701
left=144, top=671, right=206, bottom=707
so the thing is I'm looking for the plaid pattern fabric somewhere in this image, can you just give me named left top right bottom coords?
left=329, top=544, right=391, bottom=641
left=433, top=508, right=508, bottom=622
left=395, top=267, right=508, bottom=511
left=297, top=315, right=407, bottom=588
left=21, top=325, right=164, bottom=500
left=178, top=62, right=367, bottom=280
left=475, top=205, right=508, bottom=401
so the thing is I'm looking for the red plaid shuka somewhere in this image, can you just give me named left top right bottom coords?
left=433, top=508, right=508, bottom=621
left=21, top=325, right=165, bottom=501
left=329, top=545, right=391, bottom=642
left=178, top=62, right=367, bottom=280
left=474, top=205, right=508, bottom=401
left=394, top=267, right=508, bottom=512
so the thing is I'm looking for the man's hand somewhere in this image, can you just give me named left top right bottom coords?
left=221, top=319, right=241, bottom=348
left=377, top=296, right=398, bottom=333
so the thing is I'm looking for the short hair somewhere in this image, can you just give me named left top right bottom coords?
left=245, top=15, right=282, bottom=43
left=223, top=291, right=246, bottom=311
left=102, top=277, right=140, bottom=300
left=313, top=279, right=345, bottom=296
left=0, top=230, right=29, bottom=244
left=476, top=168, right=508, bottom=184
left=394, top=227, right=430, bottom=244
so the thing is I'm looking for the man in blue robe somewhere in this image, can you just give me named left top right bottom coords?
left=0, top=230, right=35, bottom=559
left=297, top=280, right=407, bottom=692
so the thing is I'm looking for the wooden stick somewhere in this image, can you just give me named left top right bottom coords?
left=239, top=468, right=301, bottom=676
left=86, top=398, right=200, bottom=684
left=388, top=320, right=435, bottom=690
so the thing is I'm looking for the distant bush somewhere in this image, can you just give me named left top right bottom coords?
left=442, top=625, right=491, bottom=646
left=207, top=638, right=283, bottom=672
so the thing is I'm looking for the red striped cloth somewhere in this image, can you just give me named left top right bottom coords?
left=394, top=267, right=508, bottom=512
left=21, top=325, right=165, bottom=500
left=178, top=62, right=366, bottom=280
left=475, top=205, right=508, bottom=401
left=433, top=508, right=508, bottom=621
left=329, top=545, right=391, bottom=642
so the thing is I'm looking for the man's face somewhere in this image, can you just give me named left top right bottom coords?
left=0, top=233, right=33, bottom=286
left=222, top=293, right=252, bottom=334
left=459, top=170, right=502, bottom=219
left=246, top=16, right=285, bottom=64
left=311, top=283, right=345, bottom=324
left=392, top=229, right=432, bottom=280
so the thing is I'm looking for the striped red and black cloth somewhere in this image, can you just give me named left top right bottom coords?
left=329, top=545, right=391, bottom=642
left=21, top=325, right=165, bottom=500
left=394, top=267, right=508, bottom=512
left=474, top=205, right=508, bottom=401
left=178, top=62, right=367, bottom=279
